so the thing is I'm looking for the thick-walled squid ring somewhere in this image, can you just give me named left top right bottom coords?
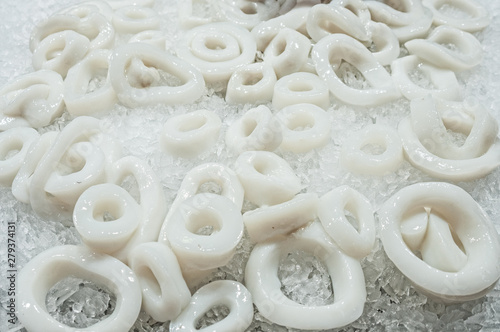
left=378, top=182, right=500, bottom=302
left=170, top=280, right=253, bottom=332
left=73, top=183, right=141, bottom=254
left=225, top=105, right=282, bottom=153
left=32, top=30, right=91, bottom=78
left=312, top=34, right=400, bottom=107
left=234, top=151, right=302, bottom=206
left=422, top=0, right=490, bottom=33
left=17, top=245, right=142, bottom=332
left=340, top=124, right=403, bottom=176
left=276, top=103, right=331, bottom=153
left=112, top=6, right=160, bottom=34
left=64, top=49, right=117, bottom=116
left=163, top=193, right=244, bottom=271
left=226, top=62, right=277, bottom=105
left=318, top=186, right=375, bottom=259
left=245, top=221, right=366, bottom=330
left=398, top=96, right=500, bottom=181
left=176, top=22, right=257, bottom=83
left=129, top=242, right=191, bottom=322
left=391, top=55, right=460, bottom=101
left=0, top=70, right=64, bottom=130
left=272, top=72, right=330, bottom=111
left=0, top=128, right=39, bottom=186
left=405, top=25, right=483, bottom=72
left=110, top=43, right=205, bottom=107
left=159, top=109, right=221, bottom=158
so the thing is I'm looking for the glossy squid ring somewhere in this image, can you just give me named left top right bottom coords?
left=226, top=62, right=277, bottom=105
left=110, top=43, right=205, bottom=107
left=340, top=124, right=404, bottom=176
left=17, top=245, right=142, bottom=332
left=0, top=70, right=64, bottom=130
left=170, top=280, right=253, bottom=332
left=176, top=22, right=257, bottom=83
left=272, top=72, right=330, bottom=111
left=245, top=221, right=366, bottom=330
left=378, top=182, right=500, bottom=302
left=160, top=109, right=221, bottom=158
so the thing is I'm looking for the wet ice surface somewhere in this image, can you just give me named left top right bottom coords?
left=0, top=0, right=500, bottom=331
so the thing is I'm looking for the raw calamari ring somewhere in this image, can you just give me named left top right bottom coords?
left=245, top=221, right=366, bottom=330
left=234, top=150, right=302, bottom=206
left=159, top=109, right=221, bottom=158
left=404, top=25, right=483, bottom=72
left=176, top=22, right=257, bottom=83
left=276, top=103, right=331, bottom=153
left=112, top=5, right=161, bottom=34
left=391, top=55, right=460, bottom=101
left=318, top=186, right=375, bottom=259
left=263, top=27, right=311, bottom=78
left=225, top=105, right=282, bottom=153
left=243, top=192, right=319, bottom=243
left=32, top=30, right=91, bottom=78
left=398, top=96, right=500, bottom=181
left=378, top=182, right=500, bottom=302
left=340, top=124, right=403, bottom=175
left=365, top=0, right=433, bottom=42
left=312, top=34, right=400, bottom=106
left=170, top=280, right=253, bottom=332
left=64, top=49, right=117, bottom=116
left=110, top=43, right=205, bottom=107
left=73, top=183, right=141, bottom=254
left=422, top=0, right=490, bottom=33
left=17, top=245, right=142, bottom=332
left=0, top=70, right=64, bottom=130
left=225, top=62, right=277, bottom=104
left=163, top=193, right=244, bottom=271
left=272, top=72, right=330, bottom=111
left=128, top=242, right=191, bottom=322
left=0, top=127, right=39, bottom=186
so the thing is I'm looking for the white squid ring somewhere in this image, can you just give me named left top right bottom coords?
left=64, top=49, right=117, bottom=116
left=0, top=128, right=39, bottom=186
left=366, top=0, right=433, bottom=42
left=128, top=30, right=166, bottom=48
left=318, top=186, right=375, bottom=259
left=306, top=3, right=370, bottom=43
left=243, top=192, right=319, bottom=243
left=0, top=70, right=64, bottom=130
left=17, top=245, right=142, bottom=332
left=56, top=1, right=114, bottom=21
left=176, top=22, right=257, bottom=83
left=272, top=72, right=330, bottom=111
left=128, top=242, right=191, bottom=322
left=170, top=280, right=253, bottom=332
left=263, top=27, right=311, bottom=78
left=159, top=109, right=221, bottom=158
left=340, top=124, right=403, bottom=176
left=276, top=103, right=331, bottom=153
left=234, top=151, right=302, bottom=206
left=422, top=0, right=490, bottom=33
left=366, top=21, right=400, bottom=66
left=225, top=105, right=282, bottom=153
left=32, top=30, right=90, bottom=78
left=398, top=96, right=500, bottom=181
left=245, top=221, right=366, bottom=330
left=12, top=131, right=57, bottom=204
left=164, top=193, right=244, bottom=271
left=73, top=183, right=141, bottom=254
left=226, top=62, right=277, bottom=105
left=110, top=43, right=205, bottom=107
left=404, top=25, right=483, bottom=72
left=378, top=182, right=500, bottom=302
left=106, top=0, right=155, bottom=10
left=30, top=12, right=115, bottom=53
left=312, top=34, right=400, bottom=107
left=391, top=55, right=460, bottom=101
left=112, top=6, right=160, bottom=34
